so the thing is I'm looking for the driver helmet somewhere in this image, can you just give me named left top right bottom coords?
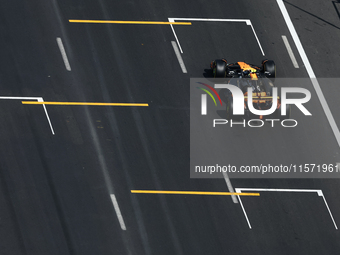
left=243, top=70, right=250, bottom=76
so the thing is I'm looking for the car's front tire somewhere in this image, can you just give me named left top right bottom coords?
left=226, top=94, right=234, bottom=120
left=213, top=59, right=227, bottom=78
left=262, top=60, right=276, bottom=79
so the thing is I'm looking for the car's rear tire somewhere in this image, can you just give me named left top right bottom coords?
left=262, top=60, right=276, bottom=79
left=213, top=59, right=226, bottom=78
left=226, top=94, right=234, bottom=120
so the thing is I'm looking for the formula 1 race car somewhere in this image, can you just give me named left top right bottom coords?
left=210, top=59, right=290, bottom=120
left=210, top=59, right=276, bottom=79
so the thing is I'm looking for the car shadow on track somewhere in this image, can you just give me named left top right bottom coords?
left=203, top=69, right=213, bottom=78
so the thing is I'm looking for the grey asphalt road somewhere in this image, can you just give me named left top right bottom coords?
left=0, top=0, right=339, bottom=254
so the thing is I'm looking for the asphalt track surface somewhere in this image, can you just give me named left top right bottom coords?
left=0, top=0, right=340, bottom=254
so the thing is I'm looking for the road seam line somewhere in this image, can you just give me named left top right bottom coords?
left=281, top=35, right=299, bottom=68
left=171, top=41, right=187, bottom=73
left=56, top=37, right=71, bottom=71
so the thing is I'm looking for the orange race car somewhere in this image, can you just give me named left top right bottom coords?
left=210, top=59, right=290, bottom=120
left=210, top=59, right=276, bottom=79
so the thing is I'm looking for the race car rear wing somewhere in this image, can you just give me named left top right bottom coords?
left=244, top=96, right=280, bottom=99
left=244, top=95, right=280, bottom=104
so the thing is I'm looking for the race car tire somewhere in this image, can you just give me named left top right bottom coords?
left=214, top=59, right=226, bottom=78
left=226, top=94, right=234, bottom=120
left=262, top=60, right=276, bottom=79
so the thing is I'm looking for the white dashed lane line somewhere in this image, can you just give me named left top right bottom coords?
left=222, top=171, right=238, bottom=203
left=171, top=41, right=187, bottom=73
left=281, top=35, right=299, bottom=68
left=110, top=194, right=127, bottom=230
left=56, top=37, right=71, bottom=71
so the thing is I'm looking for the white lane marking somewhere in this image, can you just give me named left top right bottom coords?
left=0, top=96, right=55, bottom=135
left=236, top=193, right=251, bottom=228
left=0, top=96, right=45, bottom=100
left=235, top=188, right=252, bottom=229
left=247, top=20, right=265, bottom=56
left=237, top=188, right=322, bottom=194
left=37, top=98, right=55, bottom=135
left=110, top=194, right=127, bottom=230
left=168, top=18, right=265, bottom=55
left=171, top=41, right=187, bottom=73
left=281, top=35, right=299, bottom=68
left=277, top=0, right=340, bottom=148
left=56, top=37, right=71, bottom=71
left=170, top=18, right=251, bottom=22
left=321, top=193, right=338, bottom=230
left=222, top=171, right=238, bottom=203
left=235, top=188, right=338, bottom=230
left=168, top=18, right=183, bottom=53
